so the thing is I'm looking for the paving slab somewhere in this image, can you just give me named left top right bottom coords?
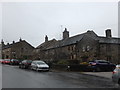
left=82, top=72, right=113, bottom=79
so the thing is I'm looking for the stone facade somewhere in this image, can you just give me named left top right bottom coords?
left=1, top=38, right=34, bottom=60
left=35, top=28, right=120, bottom=64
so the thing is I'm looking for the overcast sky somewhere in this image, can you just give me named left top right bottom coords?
left=1, top=2, right=118, bottom=47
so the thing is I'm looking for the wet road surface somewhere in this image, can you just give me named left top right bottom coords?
left=1, top=64, right=118, bottom=88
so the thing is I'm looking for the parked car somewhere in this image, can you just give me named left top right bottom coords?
left=4, top=59, right=11, bottom=64
left=87, top=60, right=116, bottom=72
left=0, top=59, right=3, bottom=63
left=19, top=60, right=32, bottom=69
left=112, top=64, right=120, bottom=85
left=10, top=59, right=20, bottom=65
left=31, top=60, right=49, bottom=71
left=1, top=59, right=5, bottom=64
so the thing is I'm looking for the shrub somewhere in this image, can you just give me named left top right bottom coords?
left=80, top=62, right=89, bottom=65
left=57, top=60, right=69, bottom=65
left=68, top=60, right=80, bottom=65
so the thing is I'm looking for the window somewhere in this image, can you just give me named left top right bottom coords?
left=6, top=55, right=9, bottom=59
left=87, top=46, right=90, bottom=51
left=70, top=55, right=73, bottom=60
left=73, top=45, right=76, bottom=49
left=68, top=46, right=70, bottom=51
left=83, top=47, right=85, bottom=52
left=21, top=48, right=24, bottom=52
left=73, top=54, right=76, bottom=59
left=71, top=47, right=73, bottom=51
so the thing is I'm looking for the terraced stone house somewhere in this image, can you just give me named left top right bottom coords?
left=34, top=28, right=120, bottom=64
left=1, top=38, right=34, bottom=60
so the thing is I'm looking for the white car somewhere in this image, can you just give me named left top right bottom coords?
left=31, top=60, right=49, bottom=71
left=112, top=64, right=120, bottom=85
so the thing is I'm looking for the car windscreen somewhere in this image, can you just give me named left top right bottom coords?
left=12, top=59, right=18, bottom=61
left=97, top=60, right=109, bottom=63
left=37, top=62, right=45, bottom=65
left=6, top=59, right=10, bottom=61
left=27, top=60, right=32, bottom=63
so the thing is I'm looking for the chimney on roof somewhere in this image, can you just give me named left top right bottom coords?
left=45, top=35, right=48, bottom=42
left=19, top=38, right=22, bottom=42
left=1, top=39, right=5, bottom=46
left=105, top=29, right=112, bottom=38
left=63, top=28, right=69, bottom=40
left=7, top=43, right=9, bottom=45
left=13, top=41, right=15, bottom=44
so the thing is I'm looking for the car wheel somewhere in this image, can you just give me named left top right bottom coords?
left=23, top=65, right=26, bottom=69
left=31, top=66, right=33, bottom=70
left=36, top=67, right=38, bottom=71
left=20, top=65, right=23, bottom=68
left=21, top=65, right=24, bottom=69
left=19, top=65, right=21, bottom=68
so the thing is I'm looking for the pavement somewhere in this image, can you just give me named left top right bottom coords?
left=51, top=69, right=113, bottom=79
left=81, top=72, right=113, bottom=79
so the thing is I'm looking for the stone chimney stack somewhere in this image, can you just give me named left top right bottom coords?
left=63, top=28, right=69, bottom=40
left=13, top=41, right=15, bottom=44
left=45, top=35, right=48, bottom=42
left=105, top=29, right=112, bottom=38
left=19, top=38, right=22, bottom=42
left=1, top=39, right=5, bottom=46
left=7, top=43, right=9, bottom=45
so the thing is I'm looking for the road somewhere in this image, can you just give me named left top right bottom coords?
left=1, top=64, right=119, bottom=88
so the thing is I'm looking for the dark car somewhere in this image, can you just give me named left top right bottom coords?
left=19, top=60, right=32, bottom=69
left=10, top=59, right=20, bottom=65
left=87, top=60, right=116, bottom=72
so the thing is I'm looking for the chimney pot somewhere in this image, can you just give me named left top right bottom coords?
left=63, top=28, right=69, bottom=40
left=105, top=29, right=112, bottom=38
left=45, top=35, right=48, bottom=42
left=13, top=41, right=15, bottom=44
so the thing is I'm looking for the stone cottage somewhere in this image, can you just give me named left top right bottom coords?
left=1, top=38, right=34, bottom=60
left=34, top=28, right=120, bottom=64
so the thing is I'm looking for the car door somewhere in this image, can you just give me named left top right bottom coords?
left=22, top=60, right=26, bottom=68
left=31, top=62, right=36, bottom=69
left=34, top=62, right=38, bottom=69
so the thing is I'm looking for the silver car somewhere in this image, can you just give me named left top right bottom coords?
left=31, top=60, right=49, bottom=71
left=112, top=64, right=120, bottom=85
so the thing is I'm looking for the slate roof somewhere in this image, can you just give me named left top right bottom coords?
left=2, top=40, right=34, bottom=50
left=36, top=39, right=57, bottom=50
left=37, top=31, right=97, bottom=50
left=37, top=30, right=120, bottom=50
left=98, top=36, right=120, bottom=44
left=2, top=44, right=13, bottom=49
